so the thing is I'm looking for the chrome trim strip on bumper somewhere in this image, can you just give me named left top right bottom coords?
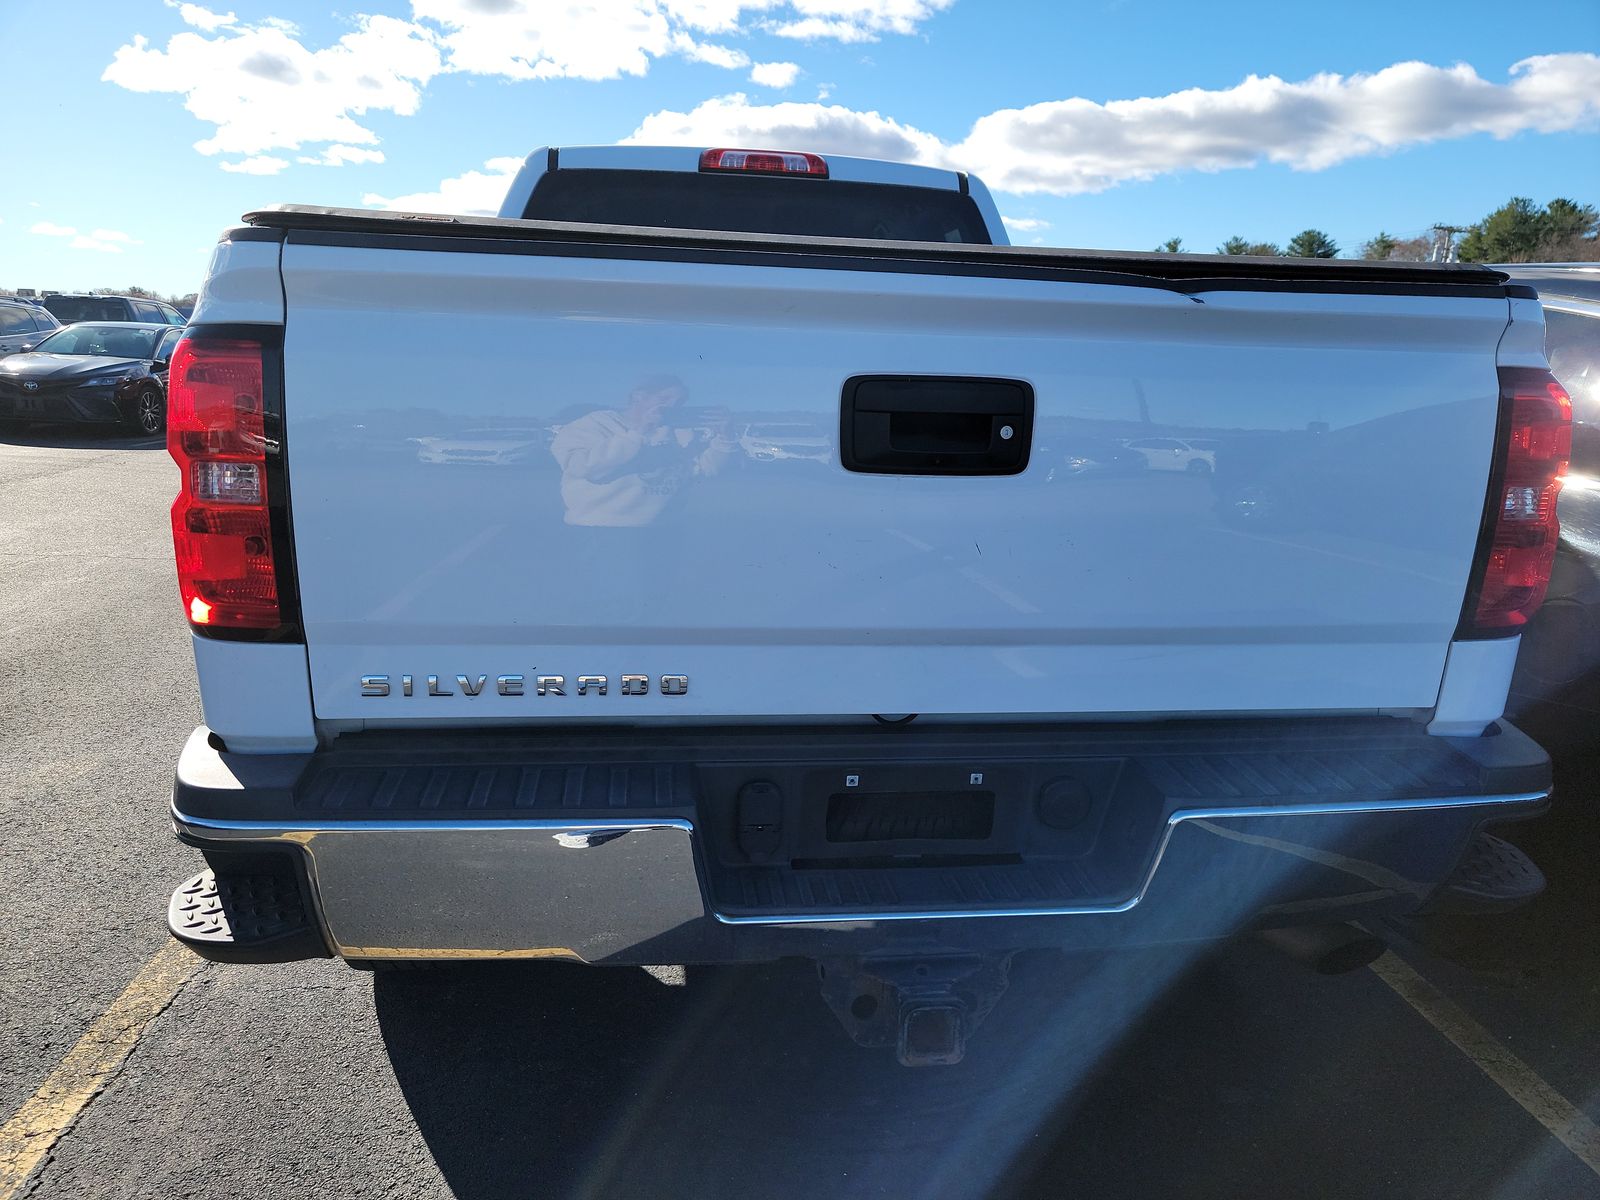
left=721, top=790, right=1550, bottom=924
left=173, top=790, right=1546, bottom=933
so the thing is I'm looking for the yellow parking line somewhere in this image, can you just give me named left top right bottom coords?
left=1370, top=951, right=1600, bottom=1178
left=0, top=940, right=202, bottom=1199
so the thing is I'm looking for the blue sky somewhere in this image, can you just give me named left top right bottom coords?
left=1, top=0, right=1596, bottom=296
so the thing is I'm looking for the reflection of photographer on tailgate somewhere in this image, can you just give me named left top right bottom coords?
left=550, top=374, right=735, bottom=527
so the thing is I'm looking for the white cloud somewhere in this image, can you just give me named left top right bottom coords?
left=364, top=155, right=526, bottom=215
left=626, top=54, right=1600, bottom=195
left=70, top=238, right=124, bottom=253
left=670, top=33, right=749, bottom=70
left=625, top=91, right=946, bottom=162
left=1001, top=216, right=1049, bottom=232
left=103, top=15, right=443, bottom=159
left=416, top=0, right=669, bottom=81
left=220, top=155, right=291, bottom=174
left=411, top=1, right=947, bottom=80
left=105, top=2, right=954, bottom=163
left=70, top=229, right=143, bottom=253
left=169, top=2, right=237, bottom=32
left=954, top=54, right=1600, bottom=193
left=297, top=144, right=386, bottom=166
left=32, top=223, right=141, bottom=252
left=762, top=0, right=955, bottom=42
left=750, top=60, right=799, bottom=88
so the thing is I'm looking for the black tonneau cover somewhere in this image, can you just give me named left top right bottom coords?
left=240, top=204, right=1516, bottom=299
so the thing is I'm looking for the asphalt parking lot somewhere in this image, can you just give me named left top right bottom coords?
left=2, top=428, right=1598, bottom=1200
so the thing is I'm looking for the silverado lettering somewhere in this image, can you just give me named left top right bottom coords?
left=358, top=673, right=688, bottom=697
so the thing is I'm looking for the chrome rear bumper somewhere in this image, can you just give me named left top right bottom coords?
left=173, top=788, right=1547, bottom=963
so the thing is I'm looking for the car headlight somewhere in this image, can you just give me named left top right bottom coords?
left=73, top=374, right=132, bottom=390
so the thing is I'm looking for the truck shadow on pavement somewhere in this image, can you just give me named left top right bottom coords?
left=0, top=424, right=164, bottom=450
left=372, top=949, right=1138, bottom=1200
left=372, top=931, right=1585, bottom=1200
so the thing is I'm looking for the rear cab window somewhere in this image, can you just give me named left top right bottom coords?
left=523, top=169, right=992, bottom=244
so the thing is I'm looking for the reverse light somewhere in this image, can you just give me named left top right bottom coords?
left=168, top=337, right=282, bottom=631
left=1461, top=366, right=1572, bottom=636
left=699, top=147, right=828, bottom=177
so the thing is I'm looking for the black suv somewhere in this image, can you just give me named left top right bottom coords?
left=41, top=293, right=187, bottom=327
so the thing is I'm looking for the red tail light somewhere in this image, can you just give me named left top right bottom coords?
left=168, top=337, right=281, bottom=631
left=1461, top=366, right=1572, bottom=635
left=699, top=147, right=828, bottom=177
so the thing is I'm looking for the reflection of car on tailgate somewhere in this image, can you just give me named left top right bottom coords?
left=739, top=421, right=831, bottom=463
left=1123, top=435, right=1215, bottom=473
left=1036, top=434, right=1147, bottom=480
left=408, top=430, right=547, bottom=466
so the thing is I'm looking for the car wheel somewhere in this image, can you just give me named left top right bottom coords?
left=1186, top=458, right=1212, bottom=476
left=129, top=384, right=165, bottom=436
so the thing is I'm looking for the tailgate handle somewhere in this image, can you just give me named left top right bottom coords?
left=840, top=376, right=1034, bottom=476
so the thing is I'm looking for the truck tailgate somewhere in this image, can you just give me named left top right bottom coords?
left=276, top=227, right=1509, bottom=724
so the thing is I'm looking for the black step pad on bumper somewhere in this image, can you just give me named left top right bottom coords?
left=167, top=860, right=329, bottom=964
left=1428, top=832, right=1547, bottom=913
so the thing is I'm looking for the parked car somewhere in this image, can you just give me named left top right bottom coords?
left=162, top=145, right=1558, bottom=1067
left=1123, top=435, right=1216, bottom=473
left=0, top=322, right=183, bottom=434
left=0, top=300, right=61, bottom=358
left=1497, top=265, right=1600, bottom=748
left=41, top=293, right=187, bottom=327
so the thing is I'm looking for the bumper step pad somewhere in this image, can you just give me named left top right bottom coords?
left=167, top=864, right=329, bottom=963
left=1431, top=832, right=1547, bottom=913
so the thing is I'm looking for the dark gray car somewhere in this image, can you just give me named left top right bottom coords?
left=0, top=300, right=62, bottom=359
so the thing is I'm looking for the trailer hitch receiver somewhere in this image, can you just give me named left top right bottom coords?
left=818, top=953, right=1013, bottom=1066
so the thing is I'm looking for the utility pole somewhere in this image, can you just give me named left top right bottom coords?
left=1430, top=224, right=1471, bottom=263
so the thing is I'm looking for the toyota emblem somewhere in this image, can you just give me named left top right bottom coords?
left=22, top=381, right=39, bottom=392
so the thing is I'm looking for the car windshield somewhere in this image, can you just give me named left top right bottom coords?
left=31, top=325, right=158, bottom=358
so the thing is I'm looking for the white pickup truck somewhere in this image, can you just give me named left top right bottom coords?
left=165, top=145, right=1570, bottom=1065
